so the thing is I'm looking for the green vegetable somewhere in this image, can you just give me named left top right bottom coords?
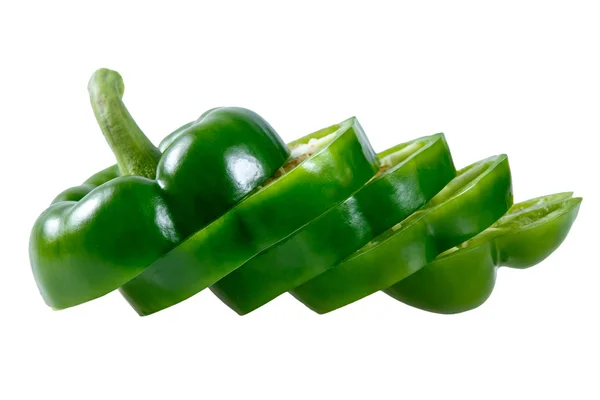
left=30, top=68, right=584, bottom=317
left=29, top=69, right=289, bottom=309
left=120, top=117, right=380, bottom=316
left=211, top=133, right=456, bottom=315
left=291, top=154, right=513, bottom=314
left=385, top=192, right=582, bottom=313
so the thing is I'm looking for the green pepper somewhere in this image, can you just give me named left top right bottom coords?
left=385, top=192, right=582, bottom=314
left=120, top=117, right=380, bottom=315
left=211, top=133, right=456, bottom=315
left=29, top=69, right=289, bottom=310
left=291, top=154, right=513, bottom=314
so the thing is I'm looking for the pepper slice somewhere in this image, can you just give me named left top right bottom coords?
left=291, top=154, right=513, bottom=314
left=120, top=117, right=380, bottom=315
left=29, top=69, right=289, bottom=310
left=385, top=192, right=582, bottom=314
left=211, top=133, right=456, bottom=315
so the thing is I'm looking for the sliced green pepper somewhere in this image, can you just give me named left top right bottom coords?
left=29, top=69, right=289, bottom=310
left=120, top=117, right=380, bottom=315
left=385, top=192, right=582, bottom=314
left=291, top=154, right=513, bottom=314
left=211, top=133, right=456, bottom=315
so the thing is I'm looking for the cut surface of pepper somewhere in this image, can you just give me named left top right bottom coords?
left=211, top=133, right=456, bottom=315
left=385, top=192, right=582, bottom=314
left=29, top=69, right=289, bottom=310
left=291, top=154, right=513, bottom=314
left=120, top=117, right=380, bottom=316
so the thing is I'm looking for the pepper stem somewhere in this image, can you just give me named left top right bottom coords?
left=88, top=68, right=161, bottom=179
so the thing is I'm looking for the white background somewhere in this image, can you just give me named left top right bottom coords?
left=1, top=1, right=598, bottom=399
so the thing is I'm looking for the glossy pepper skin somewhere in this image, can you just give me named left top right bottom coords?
left=120, top=117, right=380, bottom=316
left=291, top=154, right=513, bottom=314
left=211, top=133, right=457, bottom=315
left=29, top=69, right=289, bottom=310
left=386, top=192, right=582, bottom=313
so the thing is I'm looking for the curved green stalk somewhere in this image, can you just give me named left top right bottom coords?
left=88, top=68, right=161, bottom=178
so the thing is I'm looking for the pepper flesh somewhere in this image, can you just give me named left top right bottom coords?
left=29, top=69, right=289, bottom=309
left=211, top=133, right=456, bottom=315
left=120, top=117, right=380, bottom=316
left=291, top=154, right=513, bottom=314
left=385, top=192, right=582, bottom=313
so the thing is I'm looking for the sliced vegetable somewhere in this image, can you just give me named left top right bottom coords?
left=211, top=133, right=456, bottom=315
left=30, top=68, right=584, bottom=317
left=385, top=192, right=582, bottom=313
left=291, top=154, right=513, bottom=314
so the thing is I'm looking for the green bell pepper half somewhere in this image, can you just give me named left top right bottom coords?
left=120, top=117, right=380, bottom=315
left=291, top=154, right=514, bottom=314
left=385, top=192, right=582, bottom=314
left=29, top=69, right=289, bottom=310
left=211, top=133, right=457, bottom=315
